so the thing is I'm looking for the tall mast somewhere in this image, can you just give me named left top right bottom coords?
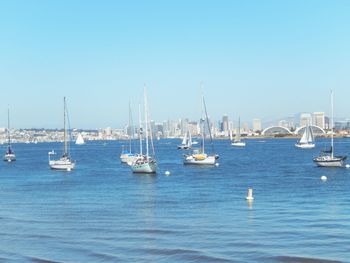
left=7, top=108, right=11, bottom=147
left=138, top=103, right=143, bottom=155
left=144, top=87, right=149, bottom=158
left=201, top=95, right=205, bottom=153
left=331, top=90, right=334, bottom=158
left=64, top=97, right=68, bottom=155
left=128, top=101, right=132, bottom=153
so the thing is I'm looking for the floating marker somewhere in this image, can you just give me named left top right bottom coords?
left=246, top=188, right=254, bottom=201
left=165, top=171, right=171, bottom=176
left=67, top=168, right=71, bottom=172
left=215, top=163, right=219, bottom=167
left=346, top=164, right=350, bottom=169
left=321, top=175, right=327, bottom=181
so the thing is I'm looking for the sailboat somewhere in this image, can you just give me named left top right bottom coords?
left=120, top=102, right=136, bottom=164
left=131, top=88, right=157, bottom=173
left=184, top=95, right=218, bottom=165
left=48, top=97, right=76, bottom=171
left=313, top=91, right=347, bottom=167
left=231, top=117, right=246, bottom=147
left=75, top=133, right=85, bottom=145
left=3, top=108, right=16, bottom=162
left=295, top=124, right=315, bottom=148
left=177, top=127, right=192, bottom=149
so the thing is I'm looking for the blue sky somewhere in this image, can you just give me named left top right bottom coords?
left=0, top=0, right=349, bottom=128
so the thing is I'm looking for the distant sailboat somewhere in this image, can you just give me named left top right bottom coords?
left=313, top=90, right=347, bottom=167
left=177, top=126, right=192, bottom=149
left=131, top=87, right=157, bottom=173
left=184, top=94, right=218, bottom=165
left=120, top=102, right=136, bottom=164
left=48, top=97, right=76, bottom=171
left=295, top=124, right=315, bottom=148
left=3, top=108, right=16, bottom=162
left=75, top=133, right=85, bottom=145
left=231, top=117, right=246, bottom=147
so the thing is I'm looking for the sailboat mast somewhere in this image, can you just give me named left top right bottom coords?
left=7, top=108, right=11, bottom=147
left=63, top=97, right=68, bottom=155
left=144, top=87, right=149, bottom=158
left=331, top=90, right=334, bottom=158
left=138, top=103, right=143, bottom=155
left=201, top=95, right=205, bottom=153
left=128, top=102, right=132, bottom=153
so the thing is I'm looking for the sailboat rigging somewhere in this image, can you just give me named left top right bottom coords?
left=313, top=90, right=347, bottom=167
left=131, top=87, right=157, bottom=173
left=48, top=97, right=76, bottom=171
left=183, top=94, right=218, bottom=165
left=231, top=117, right=246, bottom=147
left=120, top=102, right=136, bottom=164
left=3, top=108, right=16, bottom=162
left=295, top=123, right=315, bottom=148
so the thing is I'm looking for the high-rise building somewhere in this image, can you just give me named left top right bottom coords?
left=299, top=113, right=312, bottom=127
left=222, top=115, right=229, bottom=132
left=313, top=112, right=325, bottom=129
left=252, top=118, right=261, bottom=132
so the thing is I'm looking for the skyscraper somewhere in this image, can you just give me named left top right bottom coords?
left=299, top=113, right=312, bottom=127
left=252, top=118, right=262, bottom=132
left=313, top=112, right=325, bottom=129
left=222, top=115, right=229, bottom=132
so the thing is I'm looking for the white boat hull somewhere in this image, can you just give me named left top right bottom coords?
left=49, top=158, right=75, bottom=170
left=295, top=143, right=315, bottom=149
left=232, top=142, right=246, bottom=147
left=183, top=155, right=216, bottom=165
left=131, top=161, right=157, bottom=173
left=120, top=153, right=136, bottom=164
left=3, top=153, right=16, bottom=162
left=313, top=156, right=346, bottom=167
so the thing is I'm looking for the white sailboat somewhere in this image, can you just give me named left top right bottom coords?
left=75, top=133, right=85, bottom=145
left=231, top=117, right=246, bottom=147
left=120, top=102, right=136, bottom=164
left=49, top=97, right=76, bottom=171
left=313, top=90, right=347, bottom=167
left=177, top=127, right=192, bottom=149
left=184, top=95, right=218, bottom=165
left=3, top=108, right=16, bottom=162
left=131, top=88, right=157, bottom=173
left=295, top=124, right=315, bottom=148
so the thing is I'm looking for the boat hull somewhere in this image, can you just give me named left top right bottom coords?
left=313, top=156, right=347, bottom=167
left=120, top=153, right=136, bottom=164
left=183, top=155, right=216, bottom=165
left=295, top=143, right=315, bottom=149
left=49, top=158, right=76, bottom=170
left=231, top=142, right=246, bottom=147
left=3, top=153, right=16, bottom=162
left=131, top=161, right=157, bottom=173
left=177, top=145, right=190, bottom=150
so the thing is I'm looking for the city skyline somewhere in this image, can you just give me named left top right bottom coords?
left=1, top=1, right=350, bottom=128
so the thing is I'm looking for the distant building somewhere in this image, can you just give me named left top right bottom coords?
left=313, top=112, right=325, bottom=129
left=278, top=120, right=289, bottom=128
left=252, top=118, right=261, bottom=132
left=299, top=113, right=312, bottom=127
left=222, top=115, right=229, bottom=133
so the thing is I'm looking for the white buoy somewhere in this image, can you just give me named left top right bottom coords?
left=67, top=168, right=71, bottom=172
left=8, top=159, right=11, bottom=163
left=246, top=188, right=254, bottom=201
left=215, top=163, right=219, bottom=167
left=165, top=171, right=171, bottom=176
left=346, top=164, right=350, bottom=169
left=321, top=175, right=327, bottom=181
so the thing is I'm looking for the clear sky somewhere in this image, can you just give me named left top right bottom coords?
left=1, top=0, right=349, bottom=128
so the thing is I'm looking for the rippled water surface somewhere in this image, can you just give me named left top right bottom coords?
left=1, top=138, right=350, bottom=262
